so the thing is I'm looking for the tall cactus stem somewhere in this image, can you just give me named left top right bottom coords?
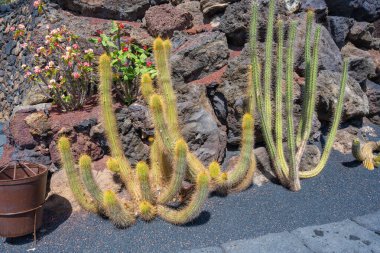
left=79, top=155, right=104, bottom=208
left=103, top=190, right=136, bottom=228
left=141, top=73, right=155, bottom=101
left=57, top=137, right=97, bottom=212
left=157, top=172, right=209, bottom=225
left=98, top=54, right=138, bottom=199
left=285, top=21, right=299, bottom=191
left=139, top=201, right=157, bottom=221
left=158, top=139, right=188, bottom=204
left=263, top=0, right=276, bottom=130
left=296, top=25, right=321, bottom=168
left=229, top=153, right=256, bottom=193
left=297, top=10, right=315, bottom=142
left=153, top=38, right=179, bottom=140
left=136, top=161, right=154, bottom=203
left=299, top=59, right=349, bottom=178
left=224, top=114, right=255, bottom=188
left=274, top=19, right=290, bottom=177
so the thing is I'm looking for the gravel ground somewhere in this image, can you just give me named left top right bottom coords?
left=1, top=125, right=380, bottom=253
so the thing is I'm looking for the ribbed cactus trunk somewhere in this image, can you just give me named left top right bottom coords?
left=250, top=0, right=349, bottom=191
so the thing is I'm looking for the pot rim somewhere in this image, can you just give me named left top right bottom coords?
left=0, top=161, right=48, bottom=185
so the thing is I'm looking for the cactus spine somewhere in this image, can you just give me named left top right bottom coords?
left=250, top=0, right=348, bottom=191
left=59, top=36, right=257, bottom=227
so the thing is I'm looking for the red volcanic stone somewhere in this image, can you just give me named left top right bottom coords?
left=0, top=144, right=14, bottom=165
left=145, top=4, right=193, bottom=38
left=190, top=66, right=227, bottom=86
left=8, top=112, right=37, bottom=149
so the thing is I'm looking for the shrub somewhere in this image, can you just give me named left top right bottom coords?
left=90, top=22, right=157, bottom=105
left=15, top=25, right=96, bottom=111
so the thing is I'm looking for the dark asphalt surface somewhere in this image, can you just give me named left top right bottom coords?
left=0, top=123, right=4, bottom=158
left=1, top=125, right=380, bottom=253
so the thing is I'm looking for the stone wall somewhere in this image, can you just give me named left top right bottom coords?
left=0, top=0, right=49, bottom=122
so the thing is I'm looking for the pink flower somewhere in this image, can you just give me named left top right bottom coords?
left=20, top=43, right=28, bottom=49
left=84, top=49, right=93, bottom=54
left=68, top=61, right=73, bottom=67
left=18, top=24, right=25, bottom=30
left=36, top=46, right=44, bottom=53
left=83, top=62, right=90, bottom=67
left=73, top=44, right=79, bottom=50
left=72, top=72, right=80, bottom=79
left=45, top=66, right=50, bottom=70
left=33, top=0, right=41, bottom=8
left=24, top=71, right=32, bottom=78
left=34, top=66, right=42, bottom=74
left=48, top=61, right=54, bottom=67
left=10, top=26, right=15, bottom=32
left=146, top=61, right=152, bottom=67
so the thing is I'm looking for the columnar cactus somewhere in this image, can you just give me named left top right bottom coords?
left=352, top=139, right=380, bottom=170
left=250, top=0, right=349, bottom=191
left=57, top=37, right=257, bottom=227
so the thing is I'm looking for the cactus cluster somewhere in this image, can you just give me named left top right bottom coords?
left=58, top=37, right=256, bottom=227
left=249, top=0, right=349, bottom=191
left=352, top=139, right=380, bottom=170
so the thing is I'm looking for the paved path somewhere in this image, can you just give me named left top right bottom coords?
left=182, top=211, right=380, bottom=253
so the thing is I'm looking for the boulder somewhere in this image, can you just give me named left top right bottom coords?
left=200, top=0, right=235, bottom=15
left=365, top=80, right=380, bottom=125
left=177, top=84, right=227, bottom=164
left=327, top=16, right=354, bottom=49
left=324, top=0, right=380, bottom=22
left=25, top=112, right=52, bottom=137
left=145, top=4, right=193, bottom=37
left=177, top=1, right=204, bottom=26
left=348, top=21, right=375, bottom=49
left=300, top=0, right=327, bottom=20
left=171, top=31, right=229, bottom=83
left=116, top=104, right=152, bottom=165
left=8, top=112, right=37, bottom=149
left=52, top=0, right=167, bottom=21
left=116, top=85, right=227, bottom=165
left=49, top=157, right=121, bottom=213
left=316, top=70, right=369, bottom=122
left=333, top=126, right=360, bottom=154
left=295, top=15, right=343, bottom=74
left=368, top=49, right=380, bottom=83
left=341, top=43, right=376, bottom=84
left=218, top=0, right=288, bottom=47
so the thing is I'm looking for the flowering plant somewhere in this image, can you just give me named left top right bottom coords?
left=15, top=25, right=96, bottom=111
left=90, top=21, right=157, bottom=105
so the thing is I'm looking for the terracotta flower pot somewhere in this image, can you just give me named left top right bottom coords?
left=0, top=162, right=48, bottom=238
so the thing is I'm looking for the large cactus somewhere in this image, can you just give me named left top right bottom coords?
left=57, top=37, right=257, bottom=227
left=250, top=0, right=349, bottom=191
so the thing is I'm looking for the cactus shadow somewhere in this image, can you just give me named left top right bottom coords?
left=4, top=194, right=72, bottom=246
left=183, top=211, right=211, bottom=227
left=341, top=160, right=362, bottom=168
